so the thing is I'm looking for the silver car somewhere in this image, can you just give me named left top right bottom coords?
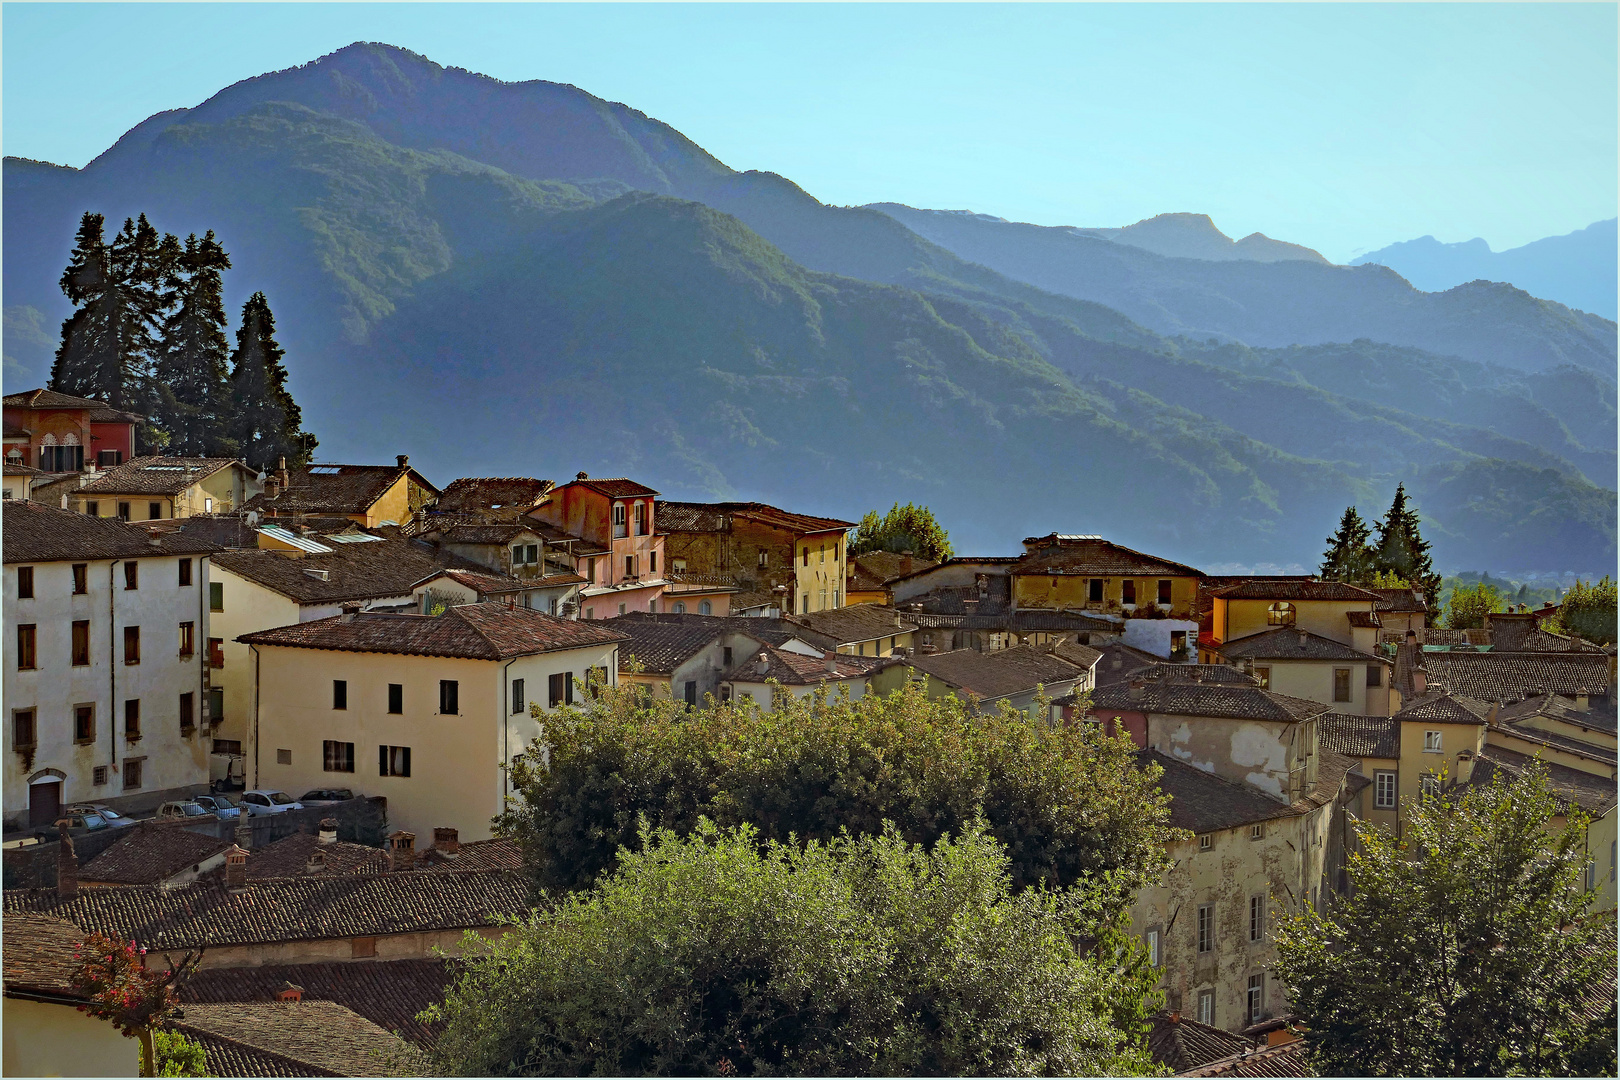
left=240, top=790, right=303, bottom=816
left=193, top=794, right=242, bottom=820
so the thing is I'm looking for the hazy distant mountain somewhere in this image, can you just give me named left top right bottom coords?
left=2, top=43, right=1613, bottom=572
left=1351, top=219, right=1618, bottom=321
left=1068, top=212, right=1330, bottom=264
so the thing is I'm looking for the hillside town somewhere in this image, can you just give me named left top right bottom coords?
left=3, top=389, right=1615, bottom=1077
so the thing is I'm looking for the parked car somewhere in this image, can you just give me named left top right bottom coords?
left=64, top=804, right=137, bottom=831
left=155, top=800, right=219, bottom=822
left=193, top=794, right=242, bottom=820
left=298, top=789, right=355, bottom=806
left=209, top=752, right=245, bottom=791
left=240, top=790, right=303, bottom=816
left=42, top=810, right=114, bottom=839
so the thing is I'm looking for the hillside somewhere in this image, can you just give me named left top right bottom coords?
left=1, top=42, right=1613, bottom=572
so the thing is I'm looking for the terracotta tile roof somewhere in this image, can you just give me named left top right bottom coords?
left=1218, top=628, right=1386, bottom=663
left=79, top=823, right=233, bottom=885
left=1487, top=614, right=1606, bottom=654
left=240, top=602, right=629, bottom=660
left=1014, top=536, right=1204, bottom=578
left=614, top=619, right=767, bottom=675
left=245, top=834, right=390, bottom=879
left=724, top=644, right=897, bottom=686
left=848, top=551, right=939, bottom=588
left=420, top=838, right=523, bottom=873
left=1497, top=693, right=1617, bottom=736
left=3, top=387, right=109, bottom=410
left=168, top=1029, right=317, bottom=1077
left=132, top=514, right=262, bottom=550
left=181, top=959, right=452, bottom=1048
left=1468, top=746, right=1618, bottom=817
left=422, top=522, right=537, bottom=545
left=433, top=477, right=552, bottom=515
left=3, top=913, right=86, bottom=998
left=244, top=463, right=439, bottom=517
left=1177, top=1038, right=1313, bottom=1077
left=903, top=644, right=1094, bottom=701
left=898, top=576, right=1013, bottom=616
left=1147, top=750, right=1359, bottom=833
left=1345, top=610, right=1382, bottom=629
left=616, top=611, right=836, bottom=652
left=1211, top=580, right=1379, bottom=602
left=78, top=456, right=247, bottom=496
left=657, top=500, right=853, bottom=535
left=1319, top=713, right=1400, bottom=758
left=1421, top=652, right=1611, bottom=702
left=1393, top=691, right=1494, bottom=724
left=1150, top=1010, right=1253, bottom=1073
left=173, top=1001, right=423, bottom=1077
left=1091, top=644, right=1167, bottom=685
left=1493, top=723, right=1618, bottom=766
left=3, top=463, right=47, bottom=477
left=1092, top=675, right=1329, bottom=724
left=5, top=868, right=528, bottom=949
left=1371, top=587, right=1428, bottom=613
left=2, top=500, right=220, bottom=562
left=563, top=476, right=659, bottom=500
left=787, top=604, right=919, bottom=645
left=88, top=405, right=145, bottom=424
left=414, top=567, right=527, bottom=596
left=213, top=538, right=460, bottom=604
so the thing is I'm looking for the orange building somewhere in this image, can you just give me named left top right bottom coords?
left=529, top=473, right=666, bottom=619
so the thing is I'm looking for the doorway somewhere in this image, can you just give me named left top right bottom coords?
left=28, top=780, right=62, bottom=827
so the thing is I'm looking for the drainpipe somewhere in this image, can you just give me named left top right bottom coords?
left=249, top=645, right=261, bottom=789
left=109, top=562, right=119, bottom=771
left=501, top=657, right=518, bottom=806
left=199, top=557, right=207, bottom=750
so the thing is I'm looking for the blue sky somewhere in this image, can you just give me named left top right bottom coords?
left=4, top=3, right=1615, bottom=263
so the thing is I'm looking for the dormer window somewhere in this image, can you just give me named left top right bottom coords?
left=1267, top=602, right=1296, bottom=626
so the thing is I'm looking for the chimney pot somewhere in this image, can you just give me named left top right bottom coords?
left=1127, top=678, right=1147, bottom=702
left=340, top=601, right=362, bottom=622
left=387, top=830, right=416, bottom=872
left=396, top=454, right=409, bottom=468
left=305, top=850, right=327, bottom=875
left=824, top=649, right=838, bottom=673
left=318, top=819, right=338, bottom=845
left=433, top=827, right=460, bottom=857
left=55, top=823, right=79, bottom=900
left=276, top=983, right=303, bottom=1003
left=575, top=471, right=588, bottom=480
left=225, top=844, right=249, bottom=891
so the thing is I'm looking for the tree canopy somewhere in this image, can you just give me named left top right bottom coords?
left=1318, top=506, right=1375, bottom=582
left=848, top=502, right=953, bottom=562
left=425, top=820, right=1162, bottom=1077
left=155, top=231, right=237, bottom=457
left=70, top=932, right=201, bottom=1077
left=1445, top=581, right=1504, bottom=630
left=1556, top=576, right=1618, bottom=646
left=1372, top=483, right=1441, bottom=606
left=227, top=292, right=316, bottom=471
left=499, top=679, right=1179, bottom=902
left=1272, top=763, right=1616, bottom=1077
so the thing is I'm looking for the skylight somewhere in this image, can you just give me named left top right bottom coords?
left=307, top=465, right=342, bottom=474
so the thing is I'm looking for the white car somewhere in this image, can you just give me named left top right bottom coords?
left=240, top=790, right=303, bottom=816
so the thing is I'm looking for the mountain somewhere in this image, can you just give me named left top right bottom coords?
left=1068, top=212, right=1330, bottom=264
left=2, top=43, right=1613, bottom=573
left=867, top=203, right=1616, bottom=378
left=1351, top=220, right=1618, bottom=321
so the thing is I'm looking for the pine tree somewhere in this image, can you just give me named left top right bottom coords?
left=155, top=232, right=237, bottom=456
left=227, top=293, right=315, bottom=471
left=1372, top=483, right=1441, bottom=607
left=50, top=213, right=118, bottom=400
left=1318, top=506, right=1375, bottom=582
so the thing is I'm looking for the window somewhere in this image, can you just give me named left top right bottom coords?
left=13, top=709, right=36, bottom=750
left=1088, top=578, right=1104, bottom=603
left=699, top=600, right=712, bottom=616
left=203, top=498, right=213, bottom=513
left=1122, top=579, right=1137, bottom=605
left=124, top=699, right=141, bottom=739
left=1170, top=630, right=1188, bottom=659
left=723, top=647, right=733, bottom=668
left=276, top=748, right=292, bottom=765
left=1254, top=666, right=1271, bottom=691
left=439, top=680, right=459, bottom=714
left=803, top=546, right=810, bottom=567
left=124, top=562, right=139, bottom=590
left=333, top=680, right=348, bottom=710
left=72, top=564, right=88, bottom=594
left=549, top=672, right=574, bottom=708
left=208, top=688, right=224, bottom=725
left=15, top=624, right=37, bottom=670
left=85, top=500, right=99, bottom=517
left=1198, top=833, right=1212, bottom=851
left=1366, top=664, right=1382, bottom=687
left=624, top=555, right=635, bottom=579
left=1250, top=823, right=1264, bottom=840
left=1375, top=770, right=1397, bottom=809
left=324, top=740, right=355, bottom=773
left=1247, top=974, right=1265, bottom=1023
left=684, top=681, right=698, bottom=707
left=123, top=758, right=142, bottom=789
left=526, top=543, right=539, bottom=564
left=178, top=559, right=192, bottom=587
left=672, top=601, right=686, bottom=614
left=510, top=678, right=526, bottom=714
left=1250, top=895, right=1266, bottom=942
left=74, top=705, right=95, bottom=744
left=179, top=621, right=195, bottom=657
left=1333, top=668, right=1352, bottom=703
left=208, top=638, right=224, bottom=668
left=1197, top=990, right=1215, bottom=1026
left=1423, top=730, right=1442, bottom=753
left=617, top=603, right=626, bottom=616
left=634, top=502, right=646, bottom=536
left=1145, top=928, right=1161, bottom=967
left=758, top=551, right=767, bottom=568
left=586, top=558, right=596, bottom=583
left=380, top=745, right=412, bottom=777
left=1585, top=859, right=1595, bottom=892
left=212, top=738, right=241, bottom=755
left=1157, top=579, right=1173, bottom=605
left=1267, top=601, right=1296, bottom=626
left=16, top=567, right=33, bottom=599
left=40, top=442, right=84, bottom=472
left=585, top=607, right=595, bottom=620
left=148, top=502, right=161, bottom=520
left=98, top=450, right=121, bottom=468
left=209, top=582, right=224, bottom=611
left=612, top=503, right=627, bottom=538
left=1197, top=904, right=1214, bottom=952
left=92, top=765, right=108, bottom=786
left=64, top=620, right=89, bottom=667
left=388, top=684, right=403, bottom=714
left=802, top=595, right=810, bottom=614
left=179, top=692, right=195, bottom=732
left=650, top=550, right=657, bottom=574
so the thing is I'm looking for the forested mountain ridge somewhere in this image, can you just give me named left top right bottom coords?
left=3, top=42, right=1612, bottom=572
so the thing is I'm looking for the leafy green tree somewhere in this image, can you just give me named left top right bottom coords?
left=1372, top=483, right=1441, bottom=607
left=1367, top=568, right=1412, bottom=589
left=1445, top=581, right=1504, bottom=630
left=153, top=1030, right=209, bottom=1077
left=848, top=502, right=953, bottom=562
left=1557, top=576, right=1617, bottom=646
left=155, top=232, right=237, bottom=457
left=500, top=680, right=1178, bottom=900
left=1272, top=763, right=1616, bottom=1077
left=1318, top=506, right=1375, bottom=582
left=226, top=292, right=315, bottom=471
left=426, top=820, right=1162, bottom=1077
left=51, top=213, right=178, bottom=424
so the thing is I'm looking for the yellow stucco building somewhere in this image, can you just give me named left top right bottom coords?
left=74, top=457, right=261, bottom=521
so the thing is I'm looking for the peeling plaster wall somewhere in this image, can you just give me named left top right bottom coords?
left=1121, top=618, right=1199, bottom=660
left=1148, top=715, right=1295, bottom=796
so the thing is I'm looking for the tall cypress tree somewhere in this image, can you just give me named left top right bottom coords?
left=1373, top=483, right=1440, bottom=606
left=50, top=213, right=118, bottom=400
left=227, top=293, right=316, bottom=472
left=1319, top=506, right=1375, bottom=583
left=155, top=232, right=236, bottom=456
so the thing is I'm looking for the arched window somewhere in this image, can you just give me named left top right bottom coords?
left=699, top=600, right=712, bottom=616
left=1267, top=602, right=1296, bottom=626
left=672, top=601, right=686, bottom=614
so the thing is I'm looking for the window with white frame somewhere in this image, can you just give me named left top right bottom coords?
left=1197, top=904, right=1214, bottom=952
left=1420, top=773, right=1440, bottom=799
left=1197, top=990, right=1215, bottom=1026
left=1424, top=730, right=1442, bottom=753
left=1247, top=973, right=1265, bottom=1023
left=1145, top=928, right=1160, bottom=967
left=1249, top=895, right=1265, bottom=942
left=1374, top=770, right=1397, bottom=809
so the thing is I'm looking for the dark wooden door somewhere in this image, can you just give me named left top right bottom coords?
left=28, top=781, right=61, bottom=827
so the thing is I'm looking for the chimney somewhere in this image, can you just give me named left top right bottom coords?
left=277, top=457, right=289, bottom=490
left=1127, top=678, right=1146, bottom=702
left=1169, top=1011, right=1181, bottom=1025
left=305, top=849, right=327, bottom=875
left=318, top=818, right=339, bottom=845
left=1110, top=655, right=1123, bottom=671
left=55, top=823, right=78, bottom=900
left=265, top=475, right=282, bottom=499
left=1405, top=629, right=1418, bottom=645
left=575, top=471, right=589, bottom=480
left=1574, top=690, right=1590, bottom=712
left=1455, top=749, right=1476, bottom=784
left=396, top=454, right=409, bottom=468
left=234, top=821, right=253, bottom=851
left=824, top=650, right=838, bottom=673
left=225, top=844, right=249, bottom=891
left=900, top=552, right=914, bottom=575
left=755, top=652, right=771, bottom=677
left=276, top=982, right=303, bottom=1003
left=387, top=831, right=416, bottom=872
left=433, top=827, right=460, bottom=858
left=1295, top=629, right=1308, bottom=647
left=340, top=601, right=362, bottom=623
